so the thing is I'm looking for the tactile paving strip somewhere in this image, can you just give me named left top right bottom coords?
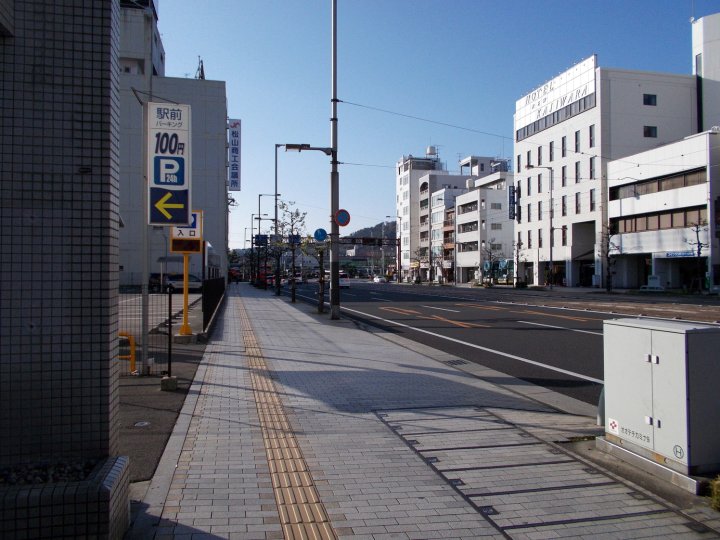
left=377, top=406, right=718, bottom=539
left=239, top=302, right=337, bottom=540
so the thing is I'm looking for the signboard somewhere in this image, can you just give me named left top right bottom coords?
left=147, top=103, right=191, bottom=225
left=515, top=55, right=596, bottom=131
left=228, top=119, right=241, bottom=191
left=508, top=185, right=516, bottom=220
left=254, top=234, right=268, bottom=246
left=314, top=228, right=328, bottom=242
left=171, top=210, right=203, bottom=253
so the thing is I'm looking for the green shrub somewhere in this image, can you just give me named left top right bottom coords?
left=711, top=475, right=720, bottom=511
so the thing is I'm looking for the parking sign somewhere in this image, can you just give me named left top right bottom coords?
left=147, top=102, right=192, bottom=226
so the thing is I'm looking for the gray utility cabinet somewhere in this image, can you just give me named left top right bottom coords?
left=604, top=318, right=720, bottom=475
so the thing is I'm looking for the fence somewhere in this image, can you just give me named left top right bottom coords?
left=117, top=277, right=225, bottom=377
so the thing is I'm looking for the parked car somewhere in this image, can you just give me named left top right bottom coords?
left=166, top=273, right=203, bottom=293
left=149, top=273, right=165, bottom=293
left=373, top=276, right=387, bottom=283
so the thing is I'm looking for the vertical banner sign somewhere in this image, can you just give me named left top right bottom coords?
left=147, top=102, right=191, bottom=226
left=508, top=185, right=516, bottom=220
left=228, top=119, right=241, bottom=191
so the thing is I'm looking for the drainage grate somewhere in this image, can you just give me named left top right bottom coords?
left=444, top=359, right=468, bottom=366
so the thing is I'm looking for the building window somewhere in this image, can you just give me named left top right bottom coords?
left=481, top=219, right=486, bottom=230
left=643, top=94, right=657, bottom=106
left=526, top=150, right=532, bottom=167
left=589, top=156, right=595, bottom=179
left=589, top=124, right=595, bottom=147
left=575, top=161, right=581, bottom=183
left=527, top=204, right=532, bottom=222
left=517, top=154, right=521, bottom=172
left=517, top=232, right=522, bottom=248
left=538, top=228, right=543, bottom=248
left=562, top=195, right=567, bottom=216
left=561, top=136, right=567, bottom=157
left=538, top=201, right=543, bottom=220
left=644, top=125, right=658, bottom=138
left=527, top=230, right=532, bottom=249
left=549, top=141, right=554, bottom=162
left=574, top=130, right=580, bottom=152
left=561, top=227, right=567, bottom=246
left=527, top=177, right=531, bottom=196
left=575, top=192, right=581, bottom=214
left=537, top=174, right=542, bottom=193
left=491, top=223, right=502, bottom=230
left=490, top=202, right=502, bottom=210
left=561, top=165, right=567, bottom=187
left=537, top=146, right=542, bottom=166
left=590, top=188, right=596, bottom=211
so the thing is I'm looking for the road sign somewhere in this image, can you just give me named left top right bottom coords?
left=314, top=228, right=328, bottom=242
left=171, top=210, right=202, bottom=253
left=147, top=102, right=191, bottom=226
left=334, top=209, right=350, bottom=227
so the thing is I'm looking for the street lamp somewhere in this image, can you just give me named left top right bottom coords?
left=387, top=215, right=402, bottom=282
left=283, top=143, right=339, bottom=316
left=526, top=164, right=555, bottom=290
left=250, top=213, right=267, bottom=284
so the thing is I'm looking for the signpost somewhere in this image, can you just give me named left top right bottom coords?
left=147, top=103, right=191, bottom=226
left=170, top=210, right=203, bottom=336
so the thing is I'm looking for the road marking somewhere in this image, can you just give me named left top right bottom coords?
left=460, top=303, right=505, bottom=311
left=512, top=309, right=591, bottom=322
left=518, top=320, right=603, bottom=336
left=422, top=314, right=490, bottom=329
left=380, top=306, right=421, bottom=315
left=422, top=305, right=461, bottom=313
left=342, top=306, right=603, bottom=385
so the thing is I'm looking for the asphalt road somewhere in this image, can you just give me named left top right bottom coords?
left=288, top=280, right=720, bottom=406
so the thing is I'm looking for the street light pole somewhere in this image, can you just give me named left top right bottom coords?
left=330, top=0, right=340, bottom=319
left=387, top=214, right=402, bottom=282
left=527, top=165, right=554, bottom=290
left=274, top=145, right=282, bottom=296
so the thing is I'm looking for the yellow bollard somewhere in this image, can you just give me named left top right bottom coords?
left=118, top=332, right=136, bottom=373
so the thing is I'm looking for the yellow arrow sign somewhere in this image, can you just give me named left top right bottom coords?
left=155, top=191, right=185, bottom=219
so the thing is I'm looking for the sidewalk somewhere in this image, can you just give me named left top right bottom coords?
left=127, top=283, right=720, bottom=539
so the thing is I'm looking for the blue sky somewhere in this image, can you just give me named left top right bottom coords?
left=157, top=0, right=720, bottom=249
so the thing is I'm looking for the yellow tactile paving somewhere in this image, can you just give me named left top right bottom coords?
left=237, top=301, right=337, bottom=540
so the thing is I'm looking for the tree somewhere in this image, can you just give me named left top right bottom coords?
left=301, top=237, right=327, bottom=313
left=598, top=224, right=620, bottom=292
left=513, top=240, right=525, bottom=287
left=277, top=201, right=307, bottom=301
left=685, top=220, right=709, bottom=292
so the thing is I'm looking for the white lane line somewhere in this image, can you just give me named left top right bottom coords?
left=422, top=305, right=461, bottom=313
left=341, top=306, right=603, bottom=385
left=518, top=320, right=603, bottom=336
left=375, top=298, right=392, bottom=302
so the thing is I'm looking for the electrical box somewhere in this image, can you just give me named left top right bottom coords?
left=604, top=318, right=720, bottom=475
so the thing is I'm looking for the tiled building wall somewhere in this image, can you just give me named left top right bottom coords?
left=0, top=1, right=121, bottom=466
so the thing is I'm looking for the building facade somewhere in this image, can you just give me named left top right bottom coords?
left=428, top=187, right=466, bottom=282
left=455, top=171, right=514, bottom=283
left=119, top=1, right=229, bottom=286
left=607, top=130, right=719, bottom=290
left=513, top=55, right=698, bottom=287
left=394, top=149, right=448, bottom=281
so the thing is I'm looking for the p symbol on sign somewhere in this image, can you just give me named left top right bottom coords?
left=154, top=156, right=185, bottom=186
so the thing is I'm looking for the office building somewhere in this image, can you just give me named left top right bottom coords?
left=513, top=55, right=697, bottom=287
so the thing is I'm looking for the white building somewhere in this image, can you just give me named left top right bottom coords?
left=394, top=148, right=448, bottom=281
left=455, top=171, right=514, bottom=283
left=119, top=2, right=229, bottom=286
left=429, top=187, right=466, bottom=283
left=607, top=130, right=719, bottom=290
left=513, top=55, right=697, bottom=287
